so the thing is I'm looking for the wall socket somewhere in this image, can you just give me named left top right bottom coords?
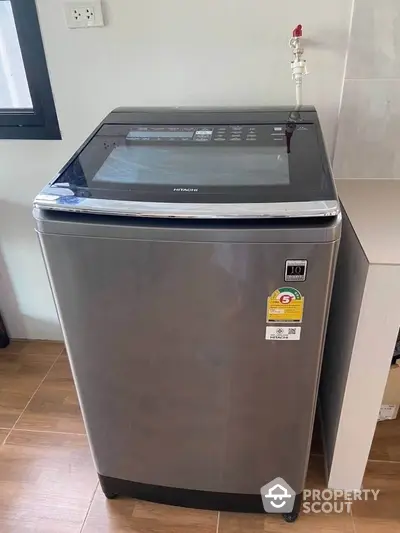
left=64, top=1, right=104, bottom=29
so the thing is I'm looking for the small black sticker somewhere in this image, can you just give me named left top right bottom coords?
left=285, top=260, right=308, bottom=282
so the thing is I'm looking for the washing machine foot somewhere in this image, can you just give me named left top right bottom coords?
left=282, top=511, right=299, bottom=523
left=99, top=475, right=118, bottom=499
left=282, top=492, right=303, bottom=523
left=103, top=490, right=118, bottom=500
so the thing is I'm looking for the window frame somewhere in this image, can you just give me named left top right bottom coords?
left=0, top=0, right=61, bottom=139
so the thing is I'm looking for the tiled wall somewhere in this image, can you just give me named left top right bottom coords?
left=334, top=0, right=400, bottom=179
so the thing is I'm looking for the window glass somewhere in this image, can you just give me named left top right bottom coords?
left=0, top=1, right=32, bottom=109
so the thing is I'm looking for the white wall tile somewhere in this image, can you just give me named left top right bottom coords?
left=334, top=79, right=400, bottom=179
left=347, top=0, right=400, bottom=79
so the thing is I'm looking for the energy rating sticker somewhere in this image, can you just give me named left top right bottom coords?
left=267, top=287, right=304, bottom=323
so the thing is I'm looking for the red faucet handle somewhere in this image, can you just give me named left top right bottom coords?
left=292, top=24, right=303, bottom=38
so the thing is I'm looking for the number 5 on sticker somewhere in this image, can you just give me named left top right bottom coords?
left=266, top=287, right=304, bottom=323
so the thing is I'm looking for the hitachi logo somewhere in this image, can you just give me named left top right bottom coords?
left=173, top=188, right=198, bottom=192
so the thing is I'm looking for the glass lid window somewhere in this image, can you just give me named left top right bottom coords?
left=92, top=145, right=290, bottom=187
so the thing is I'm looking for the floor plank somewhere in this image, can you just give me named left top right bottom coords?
left=0, top=430, right=97, bottom=533
left=0, top=340, right=64, bottom=356
left=15, top=355, right=85, bottom=434
left=352, top=461, right=400, bottom=533
left=369, top=417, right=400, bottom=462
left=219, top=508, right=354, bottom=533
left=82, top=488, right=218, bottom=533
left=306, top=454, right=326, bottom=488
left=0, top=428, right=9, bottom=445
left=0, top=351, right=59, bottom=428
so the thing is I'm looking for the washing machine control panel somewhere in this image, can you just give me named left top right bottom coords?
left=126, top=125, right=288, bottom=144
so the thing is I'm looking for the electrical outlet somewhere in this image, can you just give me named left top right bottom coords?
left=64, top=1, right=104, bottom=29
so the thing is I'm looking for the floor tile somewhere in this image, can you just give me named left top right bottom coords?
left=369, top=418, right=400, bottom=462
left=82, top=488, right=218, bottom=533
left=16, top=356, right=85, bottom=434
left=0, top=428, right=9, bottom=445
left=0, top=340, right=64, bottom=356
left=0, top=430, right=97, bottom=533
left=219, top=509, right=353, bottom=533
left=0, top=352, right=58, bottom=428
left=353, top=461, right=400, bottom=533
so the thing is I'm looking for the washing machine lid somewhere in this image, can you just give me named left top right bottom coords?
left=35, top=108, right=339, bottom=219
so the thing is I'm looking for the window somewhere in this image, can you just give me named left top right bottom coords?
left=0, top=0, right=60, bottom=139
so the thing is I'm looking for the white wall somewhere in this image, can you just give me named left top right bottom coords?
left=0, top=0, right=353, bottom=339
left=334, top=0, right=400, bottom=179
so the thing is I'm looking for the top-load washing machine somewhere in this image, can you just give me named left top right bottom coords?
left=34, top=107, right=341, bottom=521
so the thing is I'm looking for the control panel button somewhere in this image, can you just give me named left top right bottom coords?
left=194, top=133, right=212, bottom=142
left=194, top=129, right=213, bottom=141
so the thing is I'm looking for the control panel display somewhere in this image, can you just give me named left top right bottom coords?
left=127, top=128, right=195, bottom=141
left=124, top=125, right=288, bottom=144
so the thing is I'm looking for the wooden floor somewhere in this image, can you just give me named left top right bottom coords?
left=0, top=340, right=398, bottom=532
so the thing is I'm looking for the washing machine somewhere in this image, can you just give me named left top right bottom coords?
left=34, top=107, right=341, bottom=519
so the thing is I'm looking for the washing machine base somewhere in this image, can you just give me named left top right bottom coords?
left=98, top=474, right=303, bottom=518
